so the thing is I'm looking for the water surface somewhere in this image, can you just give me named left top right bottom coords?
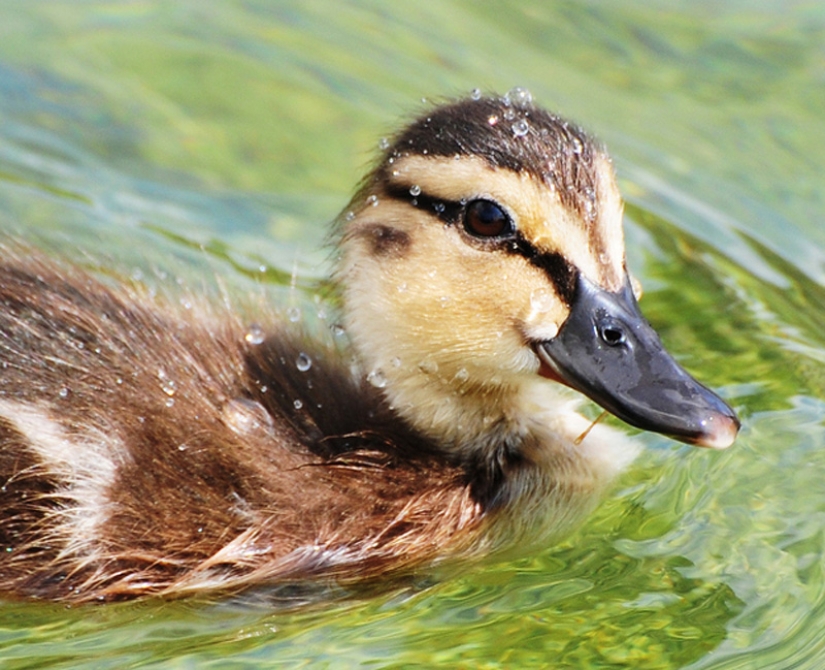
left=0, top=1, right=823, bottom=667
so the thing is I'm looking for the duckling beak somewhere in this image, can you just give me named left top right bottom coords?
left=536, top=274, right=739, bottom=448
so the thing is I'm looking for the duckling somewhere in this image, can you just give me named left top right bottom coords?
left=0, top=93, right=739, bottom=603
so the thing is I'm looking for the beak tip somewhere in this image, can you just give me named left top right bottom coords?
left=691, top=412, right=740, bottom=449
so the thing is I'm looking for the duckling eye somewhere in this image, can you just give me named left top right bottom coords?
left=463, top=199, right=513, bottom=239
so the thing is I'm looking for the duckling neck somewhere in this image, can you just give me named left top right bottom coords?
left=378, top=367, right=525, bottom=457
left=372, top=364, right=638, bottom=501
left=369, top=367, right=640, bottom=547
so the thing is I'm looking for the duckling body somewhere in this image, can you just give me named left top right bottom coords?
left=0, top=94, right=738, bottom=602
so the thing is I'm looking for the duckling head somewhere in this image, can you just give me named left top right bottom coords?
left=335, top=94, right=739, bottom=460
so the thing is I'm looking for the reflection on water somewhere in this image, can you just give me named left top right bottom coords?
left=0, top=1, right=824, bottom=667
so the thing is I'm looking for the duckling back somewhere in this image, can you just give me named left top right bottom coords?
left=0, top=252, right=483, bottom=601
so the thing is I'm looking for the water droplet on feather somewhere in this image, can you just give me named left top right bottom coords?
left=296, top=353, right=312, bottom=372
left=245, top=325, right=265, bottom=345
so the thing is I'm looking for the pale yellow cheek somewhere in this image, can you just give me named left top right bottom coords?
left=342, top=214, right=570, bottom=385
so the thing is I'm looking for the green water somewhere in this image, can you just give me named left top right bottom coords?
left=0, top=1, right=823, bottom=667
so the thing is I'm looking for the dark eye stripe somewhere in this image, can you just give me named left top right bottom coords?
left=385, top=184, right=462, bottom=224
left=511, top=239, right=579, bottom=306
left=383, top=185, right=579, bottom=305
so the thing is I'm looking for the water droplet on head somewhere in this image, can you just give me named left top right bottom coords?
left=58, top=387, right=69, bottom=399
left=366, top=194, right=379, bottom=207
left=287, top=307, right=301, bottom=323
left=454, top=367, right=469, bottom=383
left=487, top=115, right=499, bottom=126
left=378, top=137, right=390, bottom=150
left=390, top=356, right=402, bottom=368
left=503, top=108, right=515, bottom=121
left=511, top=119, right=529, bottom=137
left=367, top=369, right=387, bottom=388
left=331, top=324, right=346, bottom=338
left=296, top=353, right=312, bottom=372
left=571, top=137, right=583, bottom=155
left=244, top=324, right=265, bottom=345
left=409, top=184, right=421, bottom=197
left=507, top=87, right=533, bottom=107
left=165, top=397, right=175, bottom=408
left=293, top=399, right=303, bottom=410
left=471, top=88, right=482, bottom=100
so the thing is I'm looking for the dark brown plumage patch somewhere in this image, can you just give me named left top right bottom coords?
left=0, top=251, right=488, bottom=602
left=384, top=95, right=602, bottom=222
left=0, top=419, right=62, bottom=550
left=359, top=224, right=412, bottom=258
